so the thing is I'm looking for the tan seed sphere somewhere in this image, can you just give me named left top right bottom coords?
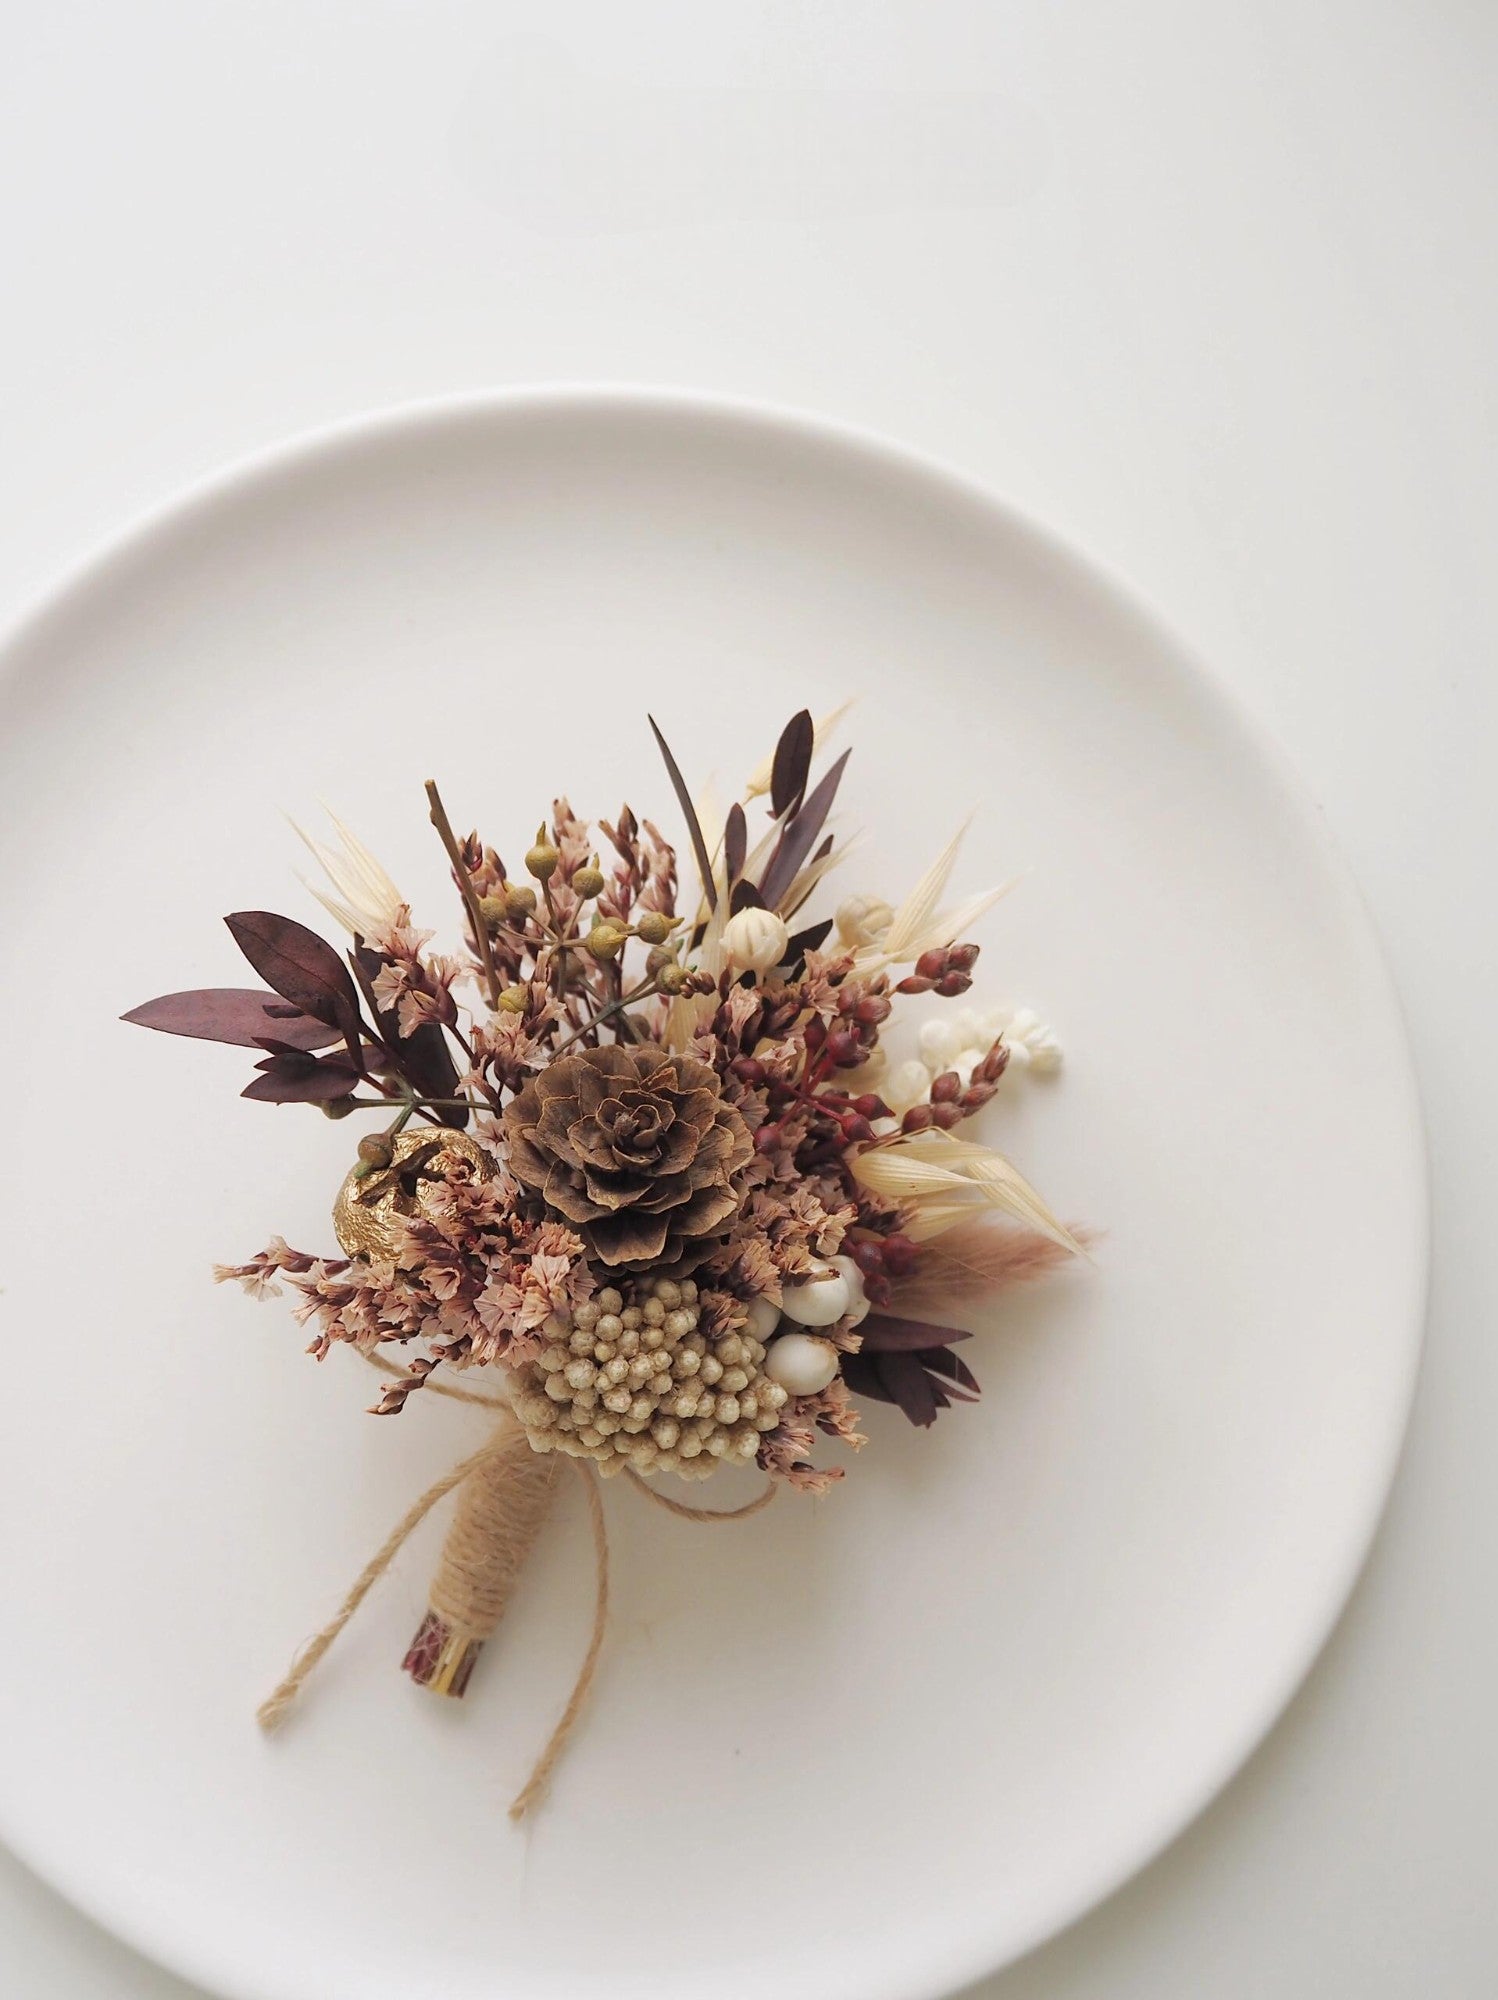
left=508, top=1270, right=791, bottom=1482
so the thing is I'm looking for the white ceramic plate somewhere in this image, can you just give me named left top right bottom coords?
left=0, top=391, right=1425, bottom=2000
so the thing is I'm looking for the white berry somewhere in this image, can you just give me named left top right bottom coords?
left=830, top=1255, right=870, bottom=1327
left=917, top=1018, right=962, bottom=1067
left=744, top=1294, right=781, bottom=1342
left=778, top=1263, right=851, bottom=1326
left=764, top=1333, right=840, bottom=1397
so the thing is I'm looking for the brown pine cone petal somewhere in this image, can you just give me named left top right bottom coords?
left=504, top=1044, right=752, bottom=1269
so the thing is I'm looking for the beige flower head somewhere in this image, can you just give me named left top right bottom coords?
left=722, top=905, right=790, bottom=973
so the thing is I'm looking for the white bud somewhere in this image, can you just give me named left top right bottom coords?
left=744, top=1294, right=782, bottom=1342
left=830, top=1255, right=870, bottom=1327
left=764, top=1333, right=840, bottom=1397
left=1002, top=1007, right=1064, bottom=1075
left=722, top=904, right=790, bottom=972
left=883, top=1058, right=932, bottom=1114
left=917, top=1018, right=962, bottom=1069
left=779, top=1262, right=851, bottom=1326
left=951, top=1009, right=982, bottom=1052
left=835, top=893, right=895, bottom=949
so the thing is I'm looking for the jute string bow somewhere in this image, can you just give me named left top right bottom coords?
left=257, top=1364, right=774, bottom=1819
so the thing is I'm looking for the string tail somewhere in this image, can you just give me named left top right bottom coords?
left=405, top=1422, right=561, bottom=1698
left=509, top=1460, right=609, bottom=1821
left=256, top=1439, right=499, bottom=1732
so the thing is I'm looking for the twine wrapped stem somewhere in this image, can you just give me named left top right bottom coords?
left=257, top=1372, right=775, bottom=1818
left=403, top=1421, right=561, bottom=1696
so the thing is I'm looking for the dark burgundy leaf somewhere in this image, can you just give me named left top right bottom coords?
left=785, top=917, right=833, bottom=961
left=353, top=943, right=468, bottom=1129
left=875, top=1351, right=943, bottom=1426
left=920, top=1346, right=982, bottom=1399
left=840, top=1351, right=894, bottom=1406
left=241, top=1051, right=362, bottom=1104
left=122, top=988, right=342, bottom=1052
left=769, top=709, right=814, bottom=818
left=249, top=1047, right=333, bottom=1077
left=398, top=1024, right=466, bottom=1128
left=845, top=1347, right=970, bottom=1428
left=723, top=802, right=747, bottom=889
left=759, top=748, right=851, bottom=912
left=730, top=877, right=765, bottom=914
left=225, top=912, right=360, bottom=1034
left=860, top=1311, right=973, bottom=1352
left=785, top=835, right=838, bottom=921
left=648, top=715, right=717, bottom=913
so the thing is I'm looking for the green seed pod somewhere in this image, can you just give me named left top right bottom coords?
left=525, top=825, right=560, bottom=881
left=321, top=1094, right=358, bottom=1120
left=584, top=923, right=627, bottom=962
left=358, top=1133, right=395, bottom=1168
left=497, top=984, right=529, bottom=1014
left=656, top=963, right=688, bottom=994
left=573, top=862, right=606, bottom=899
left=505, top=883, right=538, bottom=920
left=476, top=894, right=507, bottom=931
left=636, top=910, right=674, bottom=945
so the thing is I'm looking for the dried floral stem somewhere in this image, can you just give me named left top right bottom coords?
left=361, top=1349, right=505, bottom=1409
left=548, top=975, right=662, bottom=1058
left=538, top=877, right=560, bottom=992
left=426, top=779, right=502, bottom=1010
left=340, top=1096, right=475, bottom=1110
left=344, top=951, right=400, bottom=1073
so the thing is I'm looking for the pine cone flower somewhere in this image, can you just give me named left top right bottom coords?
left=503, top=1045, right=753, bottom=1268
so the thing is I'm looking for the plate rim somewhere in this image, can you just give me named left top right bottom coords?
left=0, top=383, right=1430, bottom=2000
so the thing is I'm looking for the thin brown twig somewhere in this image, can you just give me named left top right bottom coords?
left=426, top=780, right=502, bottom=1010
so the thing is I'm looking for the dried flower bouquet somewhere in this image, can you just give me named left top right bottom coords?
left=126, top=706, right=1086, bottom=1809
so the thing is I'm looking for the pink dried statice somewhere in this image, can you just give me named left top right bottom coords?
left=216, top=1175, right=595, bottom=1409
left=366, top=915, right=465, bottom=1039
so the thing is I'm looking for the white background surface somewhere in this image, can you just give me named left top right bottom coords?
left=0, top=5, right=1491, bottom=1997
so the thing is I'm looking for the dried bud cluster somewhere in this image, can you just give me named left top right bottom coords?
left=510, top=1276, right=791, bottom=1480
left=898, top=1040, right=1009, bottom=1132
left=896, top=942, right=980, bottom=997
